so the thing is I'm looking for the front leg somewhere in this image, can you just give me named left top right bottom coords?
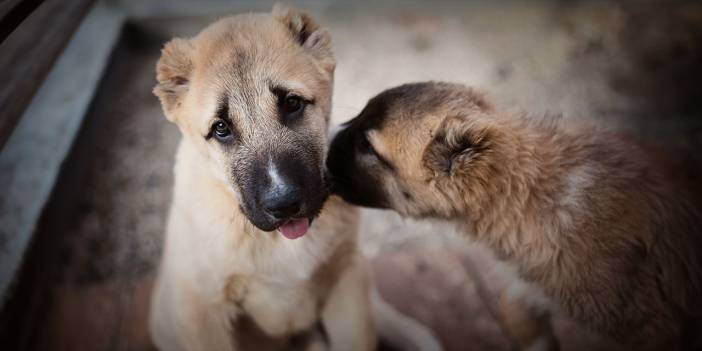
left=150, top=277, right=238, bottom=351
left=498, top=285, right=558, bottom=351
left=321, top=254, right=377, bottom=351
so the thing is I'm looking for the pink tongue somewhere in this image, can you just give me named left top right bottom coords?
left=278, top=218, right=310, bottom=240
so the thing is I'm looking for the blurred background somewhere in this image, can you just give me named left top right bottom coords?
left=0, top=1, right=701, bottom=350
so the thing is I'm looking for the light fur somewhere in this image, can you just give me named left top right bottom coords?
left=151, top=9, right=440, bottom=351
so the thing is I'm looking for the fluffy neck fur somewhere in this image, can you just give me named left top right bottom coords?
left=450, top=115, right=582, bottom=256
left=442, top=113, right=702, bottom=346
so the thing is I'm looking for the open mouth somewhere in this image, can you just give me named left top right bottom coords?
left=277, top=217, right=312, bottom=240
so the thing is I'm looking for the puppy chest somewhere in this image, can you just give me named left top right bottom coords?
left=226, top=276, right=321, bottom=338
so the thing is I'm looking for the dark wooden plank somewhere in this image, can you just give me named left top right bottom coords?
left=0, top=0, right=26, bottom=20
left=0, top=25, right=153, bottom=350
left=0, top=0, right=45, bottom=43
left=0, top=0, right=94, bottom=151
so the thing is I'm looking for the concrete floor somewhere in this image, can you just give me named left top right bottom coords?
left=5, top=1, right=702, bottom=350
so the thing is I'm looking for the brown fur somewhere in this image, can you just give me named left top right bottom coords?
left=327, top=82, right=702, bottom=350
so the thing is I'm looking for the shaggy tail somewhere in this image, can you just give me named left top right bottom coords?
left=371, top=288, right=444, bottom=351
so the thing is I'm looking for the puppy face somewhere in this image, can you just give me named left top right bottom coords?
left=327, top=82, right=498, bottom=218
left=154, top=7, right=336, bottom=234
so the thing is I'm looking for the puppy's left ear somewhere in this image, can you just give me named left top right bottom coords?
left=273, top=4, right=335, bottom=73
left=153, top=38, right=194, bottom=121
left=422, top=115, right=492, bottom=177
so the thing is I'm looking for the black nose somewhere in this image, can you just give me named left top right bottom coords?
left=262, top=185, right=302, bottom=220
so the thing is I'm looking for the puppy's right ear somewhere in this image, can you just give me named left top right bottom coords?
left=422, top=115, right=493, bottom=179
left=154, top=38, right=193, bottom=121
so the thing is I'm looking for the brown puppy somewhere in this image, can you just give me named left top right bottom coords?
left=327, top=82, right=702, bottom=350
left=150, top=7, right=441, bottom=351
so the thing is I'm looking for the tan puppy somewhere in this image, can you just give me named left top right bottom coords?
left=327, top=82, right=702, bottom=350
left=151, top=7, right=440, bottom=351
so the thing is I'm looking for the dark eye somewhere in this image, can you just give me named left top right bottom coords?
left=212, top=121, right=232, bottom=141
left=281, top=94, right=306, bottom=121
left=357, top=133, right=372, bottom=154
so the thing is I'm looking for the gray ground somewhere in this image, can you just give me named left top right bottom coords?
left=15, top=1, right=702, bottom=350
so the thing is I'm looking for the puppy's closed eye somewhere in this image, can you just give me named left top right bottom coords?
left=356, top=132, right=374, bottom=154
left=356, top=132, right=395, bottom=171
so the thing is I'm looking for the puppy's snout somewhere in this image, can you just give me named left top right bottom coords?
left=262, top=184, right=302, bottom=220
left=240, top=149, right=325, bottom=232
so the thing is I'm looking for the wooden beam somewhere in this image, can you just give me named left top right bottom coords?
left=0, top=0, right=45, bottom=44
left=0, top=0, right=94, bottom=150
left=0, top=2, right=124, bottom=307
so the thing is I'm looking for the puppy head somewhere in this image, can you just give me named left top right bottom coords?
left=327, top=82, right=501, bottom=218
left=154, top=6, right=335, bottom=237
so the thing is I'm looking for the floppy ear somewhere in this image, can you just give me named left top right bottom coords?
left=272, top=4, right=335, bottom=73
left=153, top=38, right=193, bottom=121
left=423, top=115, right=491, bottom=177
